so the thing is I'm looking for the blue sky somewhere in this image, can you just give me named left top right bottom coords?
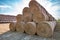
left=0, top=0, right=60, bottom=19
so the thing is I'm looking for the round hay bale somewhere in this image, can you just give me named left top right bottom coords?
left=32, top=11, right=49, bottom=23
left=16, top=14, right=23, bottom=22
left=23, top=7, right=31, bottom=16
left=9, top=22, right=16, bottom=31
left=29, top=0, right=41, bottom=13
left=16, top=22, right=25, bottom=33
left=29, top=0, right=56, bottom=22
left=24, top=22, right=36, bottom=35
left=29, top=0, right=49, bottom=23
left=23, top=7, right=32, bottom=22
left=37, top=21, right=56, bottom=37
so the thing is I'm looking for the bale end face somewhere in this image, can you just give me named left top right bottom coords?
left=23, top=7, right=32, bottom=23
left=16, top=22, right=25, bottom=33
left=37, top=21, right=56, bottom=37
left=9, top=22, right=16, bottom=32
left=16, top=14, right=23, bottom=22
left=24, top=22, right=36, bottom=35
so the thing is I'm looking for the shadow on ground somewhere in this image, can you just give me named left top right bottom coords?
left=0, top=31, right=60, bottom=40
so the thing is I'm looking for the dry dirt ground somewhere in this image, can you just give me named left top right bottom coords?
left=0, top=23, right=10, bottom=34
left=0, top=23, right=60, bottom=40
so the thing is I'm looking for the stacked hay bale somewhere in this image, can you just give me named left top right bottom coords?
left=16, top=14, right=23, bottom=22
left=22, top=7, right=36, bottom=35
left=9, top=14, right=25, bottom=33
left=37, top=21, right=56, bottom=37
left=29, top=0, right=56, bottom=37
left=9, top=22, right=16, bottom=31
left=23, top=7, right=32, bottom=23
left=16, top=22, right=25, bottom=33
left=15, top=14, right=25, bottom=33
left=29, top=0, right=49, bottom=23
left=9, top=0, right=57, bottom=38
left=24, top=22, right=36, bottom=35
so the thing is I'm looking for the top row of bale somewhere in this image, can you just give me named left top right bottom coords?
left=16, top=0, right=56, bottom=23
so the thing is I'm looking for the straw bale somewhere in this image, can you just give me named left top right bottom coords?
left=23, top=7, right=32, bottom=22
left=37, top=21, right=56, bottom=37
left=9, top=22, right=16, bottom=31
left=16, top=22, right=25, bottom=33
left=16, top=14, right=23, bottom=22
left=24, top=22, right=36, bottom=35
left=29, top=0, right=49, bottom=23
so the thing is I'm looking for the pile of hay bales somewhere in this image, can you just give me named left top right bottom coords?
left=9, top=0, right=57, bottom=37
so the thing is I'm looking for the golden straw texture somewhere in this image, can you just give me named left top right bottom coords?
left=29, top=0, right=49, bottom=23
left=37, top=21, right=56, bottom=37
left=16, top=22, right=25, bottom=33
left=9, top=22, right=16, bottom=31
left=16, top=14, right=23, bottom=22
left=24, top=22, right=36, bottom=35
left=23, top=7, right=32, bottom=22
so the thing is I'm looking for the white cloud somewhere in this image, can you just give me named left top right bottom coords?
left=0, top=0, right=59, bottom=19
left=11, top=0, right=30, bottom=15
left=0, top=5, right=12, bottom=8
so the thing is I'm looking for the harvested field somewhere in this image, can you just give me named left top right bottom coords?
left=0, top=23, right=10, bottom=34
